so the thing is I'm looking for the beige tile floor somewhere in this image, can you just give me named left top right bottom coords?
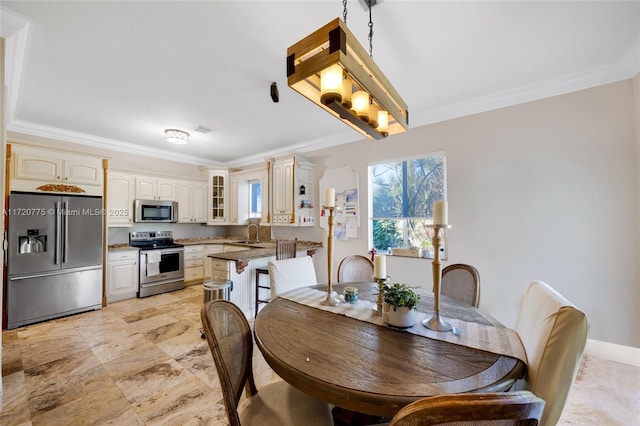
left=2, top=284, right=638, bottom=425
left=0, top=285, right=276, bottom=426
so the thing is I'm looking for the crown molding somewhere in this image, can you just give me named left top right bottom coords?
left=412, top=48, right=640, bottom=128
left=1, top=7, right=30, bottom=123
left=7, top=120, right=225, bottom=167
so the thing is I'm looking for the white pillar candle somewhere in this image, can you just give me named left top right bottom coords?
left=373, top=254, right=386, bottom=279
left=433, top=200, right=448, bottom=225
left=324, top=188, right=336, bottom=207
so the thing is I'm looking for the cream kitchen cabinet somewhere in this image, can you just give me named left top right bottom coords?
left=272, top=155, right=314, bottom=226
left=177, top=181, right=207, bottom=223
left=207, top=244, right=245, bottom=281
left=107, top=249, right=139, bottom=302
left=10, top=144, right=103, bottom=195
left=207, top=168, right=229, bottom=224
left=107, top=172, right=135, bottom=226
left=135, top=176, right=176, bottom=201
left=204, top=245, right=224, bottom=280
left=227, top=174, right=239, bottom=224
left=209, top=257, right=230, bottom=282
left=183, top=245, right=204, bottom=283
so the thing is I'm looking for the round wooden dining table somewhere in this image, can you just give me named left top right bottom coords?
left=253, top=282, right=526, bottom=417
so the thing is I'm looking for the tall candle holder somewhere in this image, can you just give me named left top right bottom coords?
left=423, top=224, right=453, bottom=331
left=372, top=276, right=389, bottom=316
left=321, top=206, right=340, bottom=306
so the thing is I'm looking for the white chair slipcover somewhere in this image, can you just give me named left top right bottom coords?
left=268, top=255, right=318, bottom=298
left=513, top=281, right=588, bottom=426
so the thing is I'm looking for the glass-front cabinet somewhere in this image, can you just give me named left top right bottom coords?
left=208, top=168, right=228, bottom=224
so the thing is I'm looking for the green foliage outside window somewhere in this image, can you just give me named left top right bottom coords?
left=370, top=154, right=445, bottom=253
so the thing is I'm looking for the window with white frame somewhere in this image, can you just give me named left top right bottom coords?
left=369, top=152, right=446, bottom=258
left=249, top=179, right=262, bottom=218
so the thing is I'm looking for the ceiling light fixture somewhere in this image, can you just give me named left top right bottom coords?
left=286, top=1, right=408, bottom=140
left=165, top=128, right=190, bottom=144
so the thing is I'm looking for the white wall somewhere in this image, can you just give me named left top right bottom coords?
left=300, top=79, right=639, bottom=347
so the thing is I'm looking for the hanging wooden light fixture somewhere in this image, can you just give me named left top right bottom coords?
left=287, top=17, right=408, bottom=140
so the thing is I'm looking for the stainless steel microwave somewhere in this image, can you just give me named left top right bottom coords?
left=134, top=199, right=178, bottom=223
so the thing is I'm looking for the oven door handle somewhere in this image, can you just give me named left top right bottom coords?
left=141, top=249, right=184, bottom=256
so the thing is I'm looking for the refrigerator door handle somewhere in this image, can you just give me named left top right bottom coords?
left=55, top=201, right=62, bottom=265
left=3, top=229, right=7, bottom=264
left=63, top=201, right=69, bottom=264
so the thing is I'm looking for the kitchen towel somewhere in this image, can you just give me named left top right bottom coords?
left=146, top=251, right=161, bottom=276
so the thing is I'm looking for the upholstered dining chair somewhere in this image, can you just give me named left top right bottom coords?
left=337, top=255, right=375, bottom=282
left=513, top=281, right=589, bottom=426
left=389, top=391, right=545, bottom=425
left=268, top=255, right=317, bottom=298
left=441, top=263, right=480, bottom=307
left=201, top=300, right=334, bottom=426
left=255, top=238, right=297, bottom=317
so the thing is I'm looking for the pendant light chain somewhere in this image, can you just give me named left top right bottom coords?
left=368, top=2, right=374, bottom=58
left=343, top=0, right=348, bottom=24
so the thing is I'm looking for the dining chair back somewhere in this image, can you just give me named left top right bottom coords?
left=255, top=238, right=297, bottom=317
left=441, top=263, right=480, bottom=307
left=268, top=255, right=317, bottom=298
left=513, top=281, right=588, bottom=426
left=389, top=391, right=545, bottom=425
left=201, top=300, right=333, bottom=426
left=337, top=255, right=375, bottom=282
left=276, top=238, right=298, bottom=260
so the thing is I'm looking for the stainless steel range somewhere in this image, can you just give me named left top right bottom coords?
left=129, top=231, right=184, bottom=297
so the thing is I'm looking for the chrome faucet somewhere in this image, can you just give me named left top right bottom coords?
left=246, top=223, right=259, bottom=242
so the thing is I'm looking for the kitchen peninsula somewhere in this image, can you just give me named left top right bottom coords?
left=183, top=238, right=322, bottom=318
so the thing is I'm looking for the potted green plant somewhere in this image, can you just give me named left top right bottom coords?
left=382, top=283, right=421, bottom=328
left=421, top=240, right=434, bottom=258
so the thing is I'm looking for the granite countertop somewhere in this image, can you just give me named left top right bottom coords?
left=108, top=244, right=138, bottom=252
left=108, top=239, right=323, bottom=259
left=174, top=237, right=241, bottom=246
left=206, top=241, right=323, bottom=261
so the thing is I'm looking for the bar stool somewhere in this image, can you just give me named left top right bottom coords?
left=255, top=238, right=297, bottom=317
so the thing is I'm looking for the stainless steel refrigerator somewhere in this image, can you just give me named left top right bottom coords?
left=7, top=192, right=103, bottom=329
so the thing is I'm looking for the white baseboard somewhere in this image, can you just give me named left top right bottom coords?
left=585, top=339, right=640, bottom=367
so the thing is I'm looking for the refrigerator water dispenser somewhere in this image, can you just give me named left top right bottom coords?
left=18, top=230, right=46, bottom=254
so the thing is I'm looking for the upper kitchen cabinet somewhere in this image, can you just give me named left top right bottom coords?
left=107, top=171, right=135, bottom=226
left=272, top=155, right=314, bottom=226
left=135, top=176, right=176, bottom=201
left=228, top=165, right=269, bottom=225
left=10, top=144, right=103, bottom=196
left=207, top=168, right=228, bottom=224
left=177, top=180, right=207, bottom=223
